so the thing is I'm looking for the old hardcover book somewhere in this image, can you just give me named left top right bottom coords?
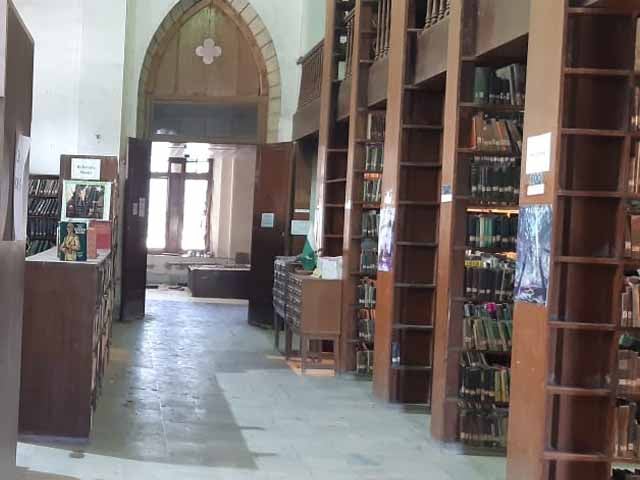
left=58, top=222, right=88, bottom=262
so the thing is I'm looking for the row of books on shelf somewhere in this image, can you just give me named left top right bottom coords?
left=625, top=203, right=640, bottom=259
left=359, top=247, right=378, bottom=275
left=459, top=409, right=508, bottom=449
left=629, top=147, right=640, bottom=195
left=462, top=314, right=513, bottom=353
left=29, top=178, right=60, bottom=197
left=460, top=351, right=510, bottom=406
left=356, top=348, right=374, bottom=377
left=615, top=400, right=640, bottom=460
left=467, top=214, right=518, bottom=252
left=357, top=278, right=377, bottom=308
left=365, top=145, right=384, bottom=173
left=28, top=217, right=58, bottom=240
left=619, top=347, right=640, bottom=396
left=469, top=162, right=520, bottom=206
left=633, top=87, right=640, bottom=133
left=464, top=255, right=516, bottom=302
left=362, top=211, right=379, bottom=238
left=357, top=308, right=375, bottom=344
left=622, top=276, right=640, bottom=327
left=363, top=176, right=382, bottom=204
left=367, top=112, right=386, bottom=143
left=470, top=113, right=523, bottom=155
left=26, top=239, right=55, bottom=257
left=473, top=64, right=526, bottom=107
left=28, top=197, right=60, bottom=217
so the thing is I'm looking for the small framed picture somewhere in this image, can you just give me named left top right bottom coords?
left=61, top=180, right=112, bottom=222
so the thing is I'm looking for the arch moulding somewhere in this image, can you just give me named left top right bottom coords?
left=136, top=0, right=282, bottom=143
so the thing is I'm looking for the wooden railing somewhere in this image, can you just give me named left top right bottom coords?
left=297, top=40, right=324, bottom=109
left=374, top=0, right=392, bottom=60
left=344, top=9, right=356, bottom=78
left=425, top=0, right=451, bottom=29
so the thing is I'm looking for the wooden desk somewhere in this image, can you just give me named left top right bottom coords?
left=285, top=274, right=342, bottom=373
left=20, top=248, right=114, bottom=440
left=188, top=265, right=251, bottom=299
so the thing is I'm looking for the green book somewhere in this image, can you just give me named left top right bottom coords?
left=474, top=67, right=492, bottom=104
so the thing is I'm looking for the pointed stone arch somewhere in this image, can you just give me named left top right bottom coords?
left=137, top=0, right=282, bottom=143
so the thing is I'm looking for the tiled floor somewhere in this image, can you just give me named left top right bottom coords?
left=17, top=291, right=506, bottom=480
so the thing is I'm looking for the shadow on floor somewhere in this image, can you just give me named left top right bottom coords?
left=22, top=298, right=289, bottom=469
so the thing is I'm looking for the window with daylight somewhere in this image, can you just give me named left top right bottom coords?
left=147, top=142, right=213, bottom=253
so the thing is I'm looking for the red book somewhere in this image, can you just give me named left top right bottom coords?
left=92, top=221, right=112, bottom=251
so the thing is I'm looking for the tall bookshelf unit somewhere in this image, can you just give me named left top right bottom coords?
left=340, top=0, right=387, bottom=375
left=27, top=174, right=60, bottom=256
left=431, top=0, right=528, bottom=452
left=503, top=1, right=640, bottom=480
left=317, top=0, right=353, bottom=259
left=501, top=2, right=640, bottom=479
left=371, top=0, right=445, bottom=404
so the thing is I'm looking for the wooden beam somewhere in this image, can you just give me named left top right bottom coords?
left=315, top=0, right=339, bottom=250
left=506, top=0, right=565, bottom=477
left=373, top=0, right=410, bottom=401
left=430, top=0, right=464, bottom=442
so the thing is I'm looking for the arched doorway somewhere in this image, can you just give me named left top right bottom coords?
left=121, top=0, right=293, bottom=322
left=136, top=0, right=282, bottom=144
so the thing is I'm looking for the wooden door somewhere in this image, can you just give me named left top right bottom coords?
left=120, top=138, right=152, bottom=321
left=248, top=142, right=295, bottom=326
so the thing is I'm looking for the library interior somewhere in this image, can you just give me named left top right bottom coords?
left=1, top=0, right=640, bottom=479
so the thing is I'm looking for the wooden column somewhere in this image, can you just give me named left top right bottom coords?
left=430, top=0, right=463, bottom=442
left=373, top=0, right=411, bottom=399
left=506, top=0, right=564, bottom=477
left=315, top=0, right=340, bottom=250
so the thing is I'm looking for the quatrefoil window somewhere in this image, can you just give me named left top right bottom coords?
left=195, top=38, right=222, bottom=65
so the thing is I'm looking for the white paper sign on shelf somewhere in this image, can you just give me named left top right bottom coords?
left=13, top=135, right=31, bottom=240
left=291, top=220, right=310, bottom=236
left=441, top=184, right=453, bottom=203
left=261, top=213, right=275, bottom=229
left=71, top=158, right=101, bottom=180
left=526, top=132, right=552, bottom=174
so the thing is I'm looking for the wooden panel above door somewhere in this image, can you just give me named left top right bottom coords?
left=153, top=4, right=261, bottom=99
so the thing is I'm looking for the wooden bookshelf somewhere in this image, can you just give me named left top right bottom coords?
left=371, top=0, right=443, bottom=404
left=27, top=174, right=60, bottom=256
left=506, top=2, right=640, bottom=480
left=317, top=0, right=352, bottom=257
left=430, top=0, right=528, bottom=453
left=330, top=0, right=387, bottom=375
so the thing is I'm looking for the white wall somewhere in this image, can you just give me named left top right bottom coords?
left=14, top=0, right=325, bottom=174
left=121, top=0, right=307, bottom=148
left=13, top=0, right=127, bottom=175
left=209, top=145, right=256, bottom=260
left=300, top=0, right=326, bottom=54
